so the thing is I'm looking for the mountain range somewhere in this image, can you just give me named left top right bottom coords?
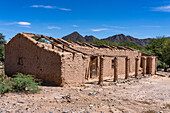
left=62, top=32, right=152, bottom=46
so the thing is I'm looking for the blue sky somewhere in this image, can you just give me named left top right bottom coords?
left=1, top=0, right=170, bottom=41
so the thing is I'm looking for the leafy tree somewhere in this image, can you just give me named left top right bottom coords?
left=0, top=46, right=5, bottom=62
left=163, top=39, right=170, bottom=66
left=0, top=33, right=6, bottom=45
left=0, top=33, right=6, bottom=62
left=146, top=37, right=170, bottom=68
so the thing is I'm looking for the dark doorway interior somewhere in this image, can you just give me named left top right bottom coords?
left=90, top=56, right=98, bottom=79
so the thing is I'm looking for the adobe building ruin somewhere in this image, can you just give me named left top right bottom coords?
left=4, top=33, right=157, bottom=86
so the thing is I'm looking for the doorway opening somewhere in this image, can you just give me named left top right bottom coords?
left=89, top=56, right=98, bottom=79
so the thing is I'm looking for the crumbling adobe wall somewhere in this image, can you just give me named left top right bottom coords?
left=60, top=53, right=89, bottom=86
left=102, top=57, right=114, bottom=78
left=5, top=33, right=63, bottom=85
left=60, top=43, right=142, bottom=78
left=146, top=56, right=156, bottom=74
left=118, top=57, right=126, bottom=78
left=67, top=46, right=139, bottom=78
left=101, top=56, right=136, bottom=79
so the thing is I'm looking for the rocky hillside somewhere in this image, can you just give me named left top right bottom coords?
left=62, top=32, right=98, bottom=43
left=62, top=32, right=152, bottom=46
left=104, top=34, right=152, bottom=46
left=84, top=35, right=99, bottom=43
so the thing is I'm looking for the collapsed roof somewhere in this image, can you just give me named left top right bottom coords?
left=21, top=33, right=151, bottom=57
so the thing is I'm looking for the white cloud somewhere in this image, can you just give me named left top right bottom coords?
left=72, top=25, right=78, bottom=27
left=31, top=5, right=71, bottom=11
left=58, top=8, right=71, bottom=11
left=152, top=5, right=170, bottom=12
left=91, top=28, right=109, bottom=32
left=4, top=22, right=31, bottom=28
left=48, top=26, right=61, bottom=29
left=31, top=5, right=56, bottom=9
left=17, top=22, right=31, bottom=26
left=141, top=25, right=160, bottom=28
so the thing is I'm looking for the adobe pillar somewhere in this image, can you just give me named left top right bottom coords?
left=148, top=57, right=154, bottom=75
left=155, top=57, right=157, bottom=74
left=142, top=56, right=147, bottom=76
left=125, top=57, right=130, bottom=79
left=135, top=57, right=139, bottom=78
left=98, top=56, right=104, bottom=85
left=114, top=57, right=118, bottom=82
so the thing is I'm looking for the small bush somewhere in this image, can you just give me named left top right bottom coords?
left=12, top=73, right=41, bottom=93
left=0, top=73, right=8, bottom=81
left=0, top=78, right=13, bottom=94
left=0, top=73, right=41, bottom=94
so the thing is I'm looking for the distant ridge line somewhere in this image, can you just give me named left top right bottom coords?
left=62, top=31, right=152, bottom=46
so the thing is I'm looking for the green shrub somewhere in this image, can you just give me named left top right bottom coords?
left=0, top=78, right=13, bottom=94
left=0, top=73, right=41, bottom=94
left=0, top=73, right=8, bottom=81
left=12, top=73, right=41, bottom=93
left=0, top=46, right=5, bottom=62
left=0, top=33, right=6, bottom=62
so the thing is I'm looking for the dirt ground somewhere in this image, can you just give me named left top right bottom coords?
left=0, top=72, right=170, bottom=113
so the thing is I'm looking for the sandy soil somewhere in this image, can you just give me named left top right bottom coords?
left=0, top=72, right=170, bottom=113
